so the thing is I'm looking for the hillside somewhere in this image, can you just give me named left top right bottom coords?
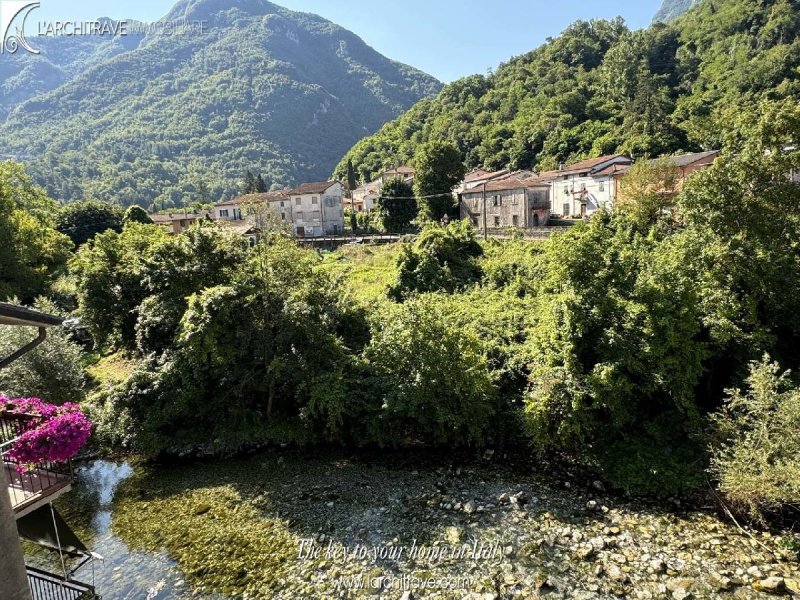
left=335, top=0, right=800, bottom=182
left=0, top=21, right=146, bottom=120
left=0, top=0, right=441, bottom=208
left=653, top=0, right=702, bottom=22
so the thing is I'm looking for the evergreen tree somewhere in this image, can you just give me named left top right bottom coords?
left=346, top=159, right=357, bottom=195
left=255, top=174, right=268, bottom=193
left=243, top=170, right=257, bottom=194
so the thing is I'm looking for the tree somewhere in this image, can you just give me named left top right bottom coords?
left=123, top=205, right=153, bottom=226
left=377, top=178, right=418, bottom=232
left=243, top=170, right=257, bottom=194
left=56, top=200, right=124, bottom=247
left=413, top=141, right=466, bottom=221
left=255, top=174, right=268, bottom=193
left=615, top=157, right=679, bottom=229
left=346, top=159, right=357, bottom=195
left=0, top=161, right=72, bottom=302
left=0, top=298, right=86, bottom=405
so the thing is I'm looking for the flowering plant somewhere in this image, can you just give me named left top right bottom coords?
left=0, top=395, right=92, bottom=471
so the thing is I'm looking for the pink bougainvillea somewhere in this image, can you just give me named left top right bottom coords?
left=0, top=395, right=92, bottom=471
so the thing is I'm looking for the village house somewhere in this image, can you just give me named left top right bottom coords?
left=349, top=166, right=415, bottom=213
left=349, top=181, right=379, bottom=212
left=287, top=181, right=345, bottom=236
left=607, top=150, right=721, bottom=200
left=150, top=211, right=211, bottom=234
left=459, top=178, right=551, bottom=229
left=535, top=154, right=633, bottom=218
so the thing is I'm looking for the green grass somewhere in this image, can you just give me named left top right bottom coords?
left=317, top=244, right=401, bottom=306
left=85, top=351, right=138, bottom=389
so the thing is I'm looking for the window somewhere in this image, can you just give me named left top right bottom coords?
left=493, top=195, right=500, bottom=207
left=312, top=196, right=318, bottom=205
left=494, top=216, right=500, bottom=227
left=563, top=186, right=569, bottom=196
left=325, top=197, right=338, bottom=207
left=563, top=203, right=570, bottom=216
left=512, top=215, right=519, bottom=226
left=281, top=213, right=286, bottom=221
left=281, top=201, right=285, bottom=208
left=511, top=194, right=519, bottom=205
left=180, top=220, right=187, bottom=228
left=296, top=211, right=304, bottom=221
left=580, top=182, right=586, bottom=191
left=219, top=209, right=229, bottom=218
left=598, top=180, right=605, bottom=192
left=295, top=198, right=302, bottom=206
left=234, top=208, right=242, bottom=219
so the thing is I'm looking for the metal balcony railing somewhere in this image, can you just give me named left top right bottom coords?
left=1, top=412, right=74, bottom=515
left=27, top=566, right=98, bottom=600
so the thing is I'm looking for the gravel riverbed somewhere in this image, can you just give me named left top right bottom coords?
left=33, top=451, right=800, bottom=599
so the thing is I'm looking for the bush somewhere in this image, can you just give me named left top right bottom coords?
left=389, top=221, right=483, bottom=300
left=365, top=298, right=496, bottom=446
left=710, top=357, right=800, bottom=519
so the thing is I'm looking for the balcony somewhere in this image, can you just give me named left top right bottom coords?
left=1, top=412, right=74, bottom=519
left=27, top=566, right=98, bottom=600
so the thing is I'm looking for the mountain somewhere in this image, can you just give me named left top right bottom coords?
left=0, top=21, right=146, bottom=120
left=335, top=0, right=800, bottom=183
left=0, top=0, right=441, bottom=208
left=653, top=0, right=702, bottom=22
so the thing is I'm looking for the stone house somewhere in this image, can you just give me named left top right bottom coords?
left=287, top=181, right=345, bottom=236
left=150, top=211, right=211, bottom=234
left=459, top=178, right=551, bottom=229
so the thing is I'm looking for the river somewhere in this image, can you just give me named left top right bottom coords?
left=23, top=451, right=800, bottom=599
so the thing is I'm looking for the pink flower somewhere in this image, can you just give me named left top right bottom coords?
left=1, top=397, right=92, bottom=472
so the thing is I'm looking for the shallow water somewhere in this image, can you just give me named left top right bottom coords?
left=25, top=460, right=228, bottom=600
left=22, top=452, right=800, bottom=600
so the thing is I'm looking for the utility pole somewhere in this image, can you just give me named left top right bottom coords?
left=482, top=182, right=488, bottom=241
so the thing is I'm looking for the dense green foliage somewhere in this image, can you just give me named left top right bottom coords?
left=710, top=357, right=800, bottom=519
left=376, top=178, right=417, bottom=232
left=0, top=298, right=86, bottom=405
left=413, top=141, right=466, bottom=221
left=335, top=0, right=800, bottom=181
left=389, top=220, right=483, bottom=301
left=0, top=0, right=440, bottom=207
left=56, top=200, right=124, bottom=247
left=0, top=27, right=145, bottom=120
left=123, top=205, right=153, bottom=226
left=0, top=162, right=72, bottom=302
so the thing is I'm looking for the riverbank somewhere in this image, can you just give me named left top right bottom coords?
left=28, top=449, right=800, bottom=599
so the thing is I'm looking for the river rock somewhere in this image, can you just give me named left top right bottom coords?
left=752, top=577, right=785, bottom=593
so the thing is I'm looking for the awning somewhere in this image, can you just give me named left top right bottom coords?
left=16, top=505, right=90, bottom=558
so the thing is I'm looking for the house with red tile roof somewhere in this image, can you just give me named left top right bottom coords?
left=459, top=178, right=551, bottom=229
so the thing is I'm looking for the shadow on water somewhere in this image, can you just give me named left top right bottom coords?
left=25, top=460, right=231, bottom=600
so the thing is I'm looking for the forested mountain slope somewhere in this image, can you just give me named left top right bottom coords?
left=335, top=0, right=800, bottom=182
left=0, top=0, right=441, bottom=208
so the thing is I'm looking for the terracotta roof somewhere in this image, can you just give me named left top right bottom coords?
left=559, top=154, right=630, bottom=175
left=381, top=166, right=415, bottom=177
left=217, top=191, right=291, bottom=207
left=668, top=150, right=720, bottom=168
left=150, top=212, right=210, bottom=223
left=354, top=182, right=379, bottom=194
left=461, top=178, right=550, bottom=194
left=593, top=163, right=633, bottom=177
left=289, top=181, right=340, bottom=195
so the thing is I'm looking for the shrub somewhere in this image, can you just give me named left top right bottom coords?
left=366, top=298, right=496, bottom=446
left=710, top=357, right=800, bottom=519
left=389, top=221, right=483, bottom=300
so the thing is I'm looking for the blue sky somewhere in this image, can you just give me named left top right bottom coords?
left=30, top=0, right=664, bottom=82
